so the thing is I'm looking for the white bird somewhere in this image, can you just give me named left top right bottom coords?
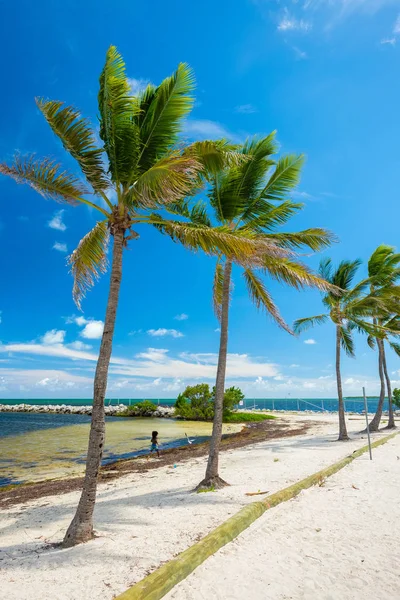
left=185, top=433, right=194, bottom=445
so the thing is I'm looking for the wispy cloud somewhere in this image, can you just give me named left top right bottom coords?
left=53, top=242, right=67, bottom=253
left=304, top=338, right=317, bottom=345
left=80, top=320, right=104, bottom=339
left=48, top=210, right=66, bottom=232
left=293, top=46, right=308, bottom=60
left=174, top=313, right=188, bottom=321
left=127, top=77, right=151, bottom=95
left=277, top=9, right=312, bottom=32
left=380, top=12, right=400, bottom=45
left=147, top=328, right=184, bottom=338
left=183, top=119, right=233, bottom=140
left=235, top=104, right=258, bottom=114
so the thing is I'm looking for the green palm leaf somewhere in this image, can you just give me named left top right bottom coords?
left=98, top=46, right=140, bottom=185
left=244, top=269, right=292, bottom=332
left=36, top=99, right=109, bottom=193
left=68, top=220, right=109, bottom=309
left=0, top=155, right=88, bottom=205
left=137, top=62, right=195, bottom=172
left=340, top=326, right=355, bottom=357
left=242, top=200, right=303, bottom=232
left=127, top=153, right=201, bottom=208
left=293, top=314, right=328, bottom=334
left=263, top=257, right=336, bottom=293
left=389, top=342, right=400, bottom=358
left=266, top=228, right=336, bottom=252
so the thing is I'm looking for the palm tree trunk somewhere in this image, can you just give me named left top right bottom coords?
left=368, top=338, right=386, bottom=432
left=196, top=258, right=232, bottom=491
left=63, top=227, right=125, bottom=547
left=382, top=342, right=396, bottom=429
left=336, top=326, right=349, bottom=441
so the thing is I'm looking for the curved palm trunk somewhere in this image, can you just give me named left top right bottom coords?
left=382, top=343, right=396, bottom=429
left=63, top=228, right=124, bottom=547
left=336, top=326, right=349, bottom=441
left=368, top=338, right=386, bottom=432
left=196, top=259, right=232, bottom=491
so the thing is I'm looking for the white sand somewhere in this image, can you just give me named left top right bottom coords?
left=0, top=415, right=397, bottom=600
left=167, top=433, right=400, bottom=600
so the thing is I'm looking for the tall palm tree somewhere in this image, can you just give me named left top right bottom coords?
left=0, top=47, right=268, bottom=546
left=162, top=135, right=335, bottom=489
left=294, top=258, right=388, bottom=441
left=366, top=245, right=400, bottom=431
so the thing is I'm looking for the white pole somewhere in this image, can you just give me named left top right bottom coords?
left=363, top=387, right=372, bottom=460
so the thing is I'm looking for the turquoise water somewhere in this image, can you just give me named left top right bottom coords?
left=0, top=397, right=389, bottom=413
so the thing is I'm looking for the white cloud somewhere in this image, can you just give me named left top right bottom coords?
left=277, top=9, right=312, bottom=32
left=394, top=13, right=400, bottom=34
left=381, top=37, right=396, bottom=45
left=215, top=328, right=221, bottom=333
left=127, top=77, right=151, bottom=95
left=0, top=310, right=2, bottom=324
left=290, top=364, right=300, bottom=368
left=293, top=46, right=308, bottom=60
left=235, top=104, right=257, bottom=114
left=147, top=328, right=184, bottom=338
left=41, top=329, right=66, bottom=345
left=174, top=313, right=188, bottom=321
left=304, top=338, right=317, bottom=345
left=183, top=119, right=232, bottom=140
left=75, top=316, right=88, bottom=326
left=81, top=320, right=104, bottom=339
left=53, top=242, right=68, bottom=253
left=48, top=210, right=66, bottom=231
left=68, top=340, right=92, bottom=351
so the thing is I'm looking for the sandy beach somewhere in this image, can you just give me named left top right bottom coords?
left=0, top=414, right=398, bottom=600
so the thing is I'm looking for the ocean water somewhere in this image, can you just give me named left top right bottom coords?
left=0, top=413, right=238, bottom=487
left=0, top=396, right=389, bottom=413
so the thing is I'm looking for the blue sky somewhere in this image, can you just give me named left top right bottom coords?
left=1, top=0, right=400, bottom=399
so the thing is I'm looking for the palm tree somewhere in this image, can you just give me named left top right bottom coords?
left=294, top=258, right=388, bottom=441
left=0, top=47, right=268, bottom=546
left=366, top=245, right=400, bottom=431
left=162, top=135, right=335, bottom=489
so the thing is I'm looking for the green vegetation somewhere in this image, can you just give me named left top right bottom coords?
left=175, top=384, right=274, bottom=423
left=223, top=413, right=275, bottom=423
left=117, top=400, right=158, bottom=417
left=393, top=388, right=400, bottom=409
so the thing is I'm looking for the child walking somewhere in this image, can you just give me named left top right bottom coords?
left=150, top=430, right=160, bottom=458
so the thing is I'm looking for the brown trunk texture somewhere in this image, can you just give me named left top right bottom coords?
left=336, top=326, right=349, bottom=441
left=63, top=228, right=124, bottom=547
left=368, top=338, right=386, bottom=432
left=196, top=259, right=232, bottom=491
left=382, top=342, right=396, bottom=429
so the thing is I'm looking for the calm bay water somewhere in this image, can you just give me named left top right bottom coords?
left=0, top=413, right=238, bottom=487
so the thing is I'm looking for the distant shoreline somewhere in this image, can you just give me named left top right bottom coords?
left=0, top=403, right=175, bottom=417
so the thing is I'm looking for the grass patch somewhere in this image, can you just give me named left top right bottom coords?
left=197, top=485, right=216, bottom=493
left=223, top=412, right=276, bottom=423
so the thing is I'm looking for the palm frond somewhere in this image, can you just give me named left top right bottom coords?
left=340, top=326, right=355, bottom=357
left=319, top=257, right=333, bottom=283
left=332, top=259, right=362, bottom=290
left=262, top=256, right=338, bottom=293
left=98, top=46, right=140, bottom=185
left=68, top=220, right=109, bottom=309
left=258, top=154, right=304, bottom=202
left=367, top=335, right=376, bottom=350
left=36, top=98, right=108, bottom=192
left=241, top=200, right=303, bottom=232
left=147, top=216, right=292, bottom=265
left=183, top=140, right=247, bottom=178
left=293, top=314, right=328, bottom=334
left=243, top=269, right=292, bottom=333
left=0, top=155, right=88, bottom=205
left=127, top=153, right=201, bottom=208
left=389, top=341, right=400, bottom=358
left=137, top=63, right=195, bottom=172
left=265, top=228, right=336, bottom=252
left=213, top=260, right=224, bottom=321
left=190, top=200, right=212, bottom=226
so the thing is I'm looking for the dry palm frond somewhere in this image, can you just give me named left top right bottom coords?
left=68, top=220, right=109, bottom=309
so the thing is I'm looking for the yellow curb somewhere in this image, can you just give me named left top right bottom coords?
left=116, top=431, right=398, bottom=600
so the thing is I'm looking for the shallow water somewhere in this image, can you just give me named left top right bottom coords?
left=0, top=414, right=236, bottom=486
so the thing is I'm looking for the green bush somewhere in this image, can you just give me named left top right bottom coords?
left=393, top=388, right=400, bottom=409
left=117, top=400, right=158, bottom=417
left=175, top=384, right=246, bottom=421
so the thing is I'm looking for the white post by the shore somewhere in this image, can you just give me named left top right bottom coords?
left=363, top=387, right=372, bottom=460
